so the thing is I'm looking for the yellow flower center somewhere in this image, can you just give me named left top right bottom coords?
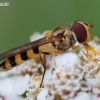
left=34, top=77, right=39, bottom=82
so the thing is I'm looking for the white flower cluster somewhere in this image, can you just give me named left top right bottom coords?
left=24, top=33, right=100, bottom=100
left=81, top=62, right=99, bottom=79
left=47, top=66, right=84, bottom=100
left=24, top=75, right=42, bottom=100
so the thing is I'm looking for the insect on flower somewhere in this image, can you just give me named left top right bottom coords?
left=0, top=20, right=98, bottom=87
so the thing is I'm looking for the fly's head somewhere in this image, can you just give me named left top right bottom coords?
left=71, top=20, right=98, bottom=61
left=50, top=21, right=97, bottom=58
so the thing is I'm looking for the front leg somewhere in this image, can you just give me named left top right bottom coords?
left=71, top=44, right=82, bottom=51
left=72, top=44, right=98, bottom=64
left=83, top=43, right=98, bottom=56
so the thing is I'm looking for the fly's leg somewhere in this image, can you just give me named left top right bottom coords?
left=81, top=49, right=98, bottom=64
left=71, top=45, right=82, bottom=51
left=71, top=45, right=86, bottom=64
left=52, top=52, right=57, bottom=68
left=39, top=54, right=46, bottom=87
left=84, top=43, right=98, bottom=56
left=72, top=45, right=98, bottom=64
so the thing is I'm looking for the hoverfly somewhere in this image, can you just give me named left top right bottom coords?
left=0, top=20, right=98, bottom=87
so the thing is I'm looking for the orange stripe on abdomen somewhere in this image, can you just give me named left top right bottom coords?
left=0, top=58, right=14, bottom=71
left=0, top=48, right=39, bottom=71
left=27, top=49, right=39, bottom=58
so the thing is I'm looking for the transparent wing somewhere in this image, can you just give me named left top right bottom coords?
left=0, top=25, right=70, bottom=60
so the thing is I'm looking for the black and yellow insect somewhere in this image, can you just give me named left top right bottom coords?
left=0, top=20, right=98, bottom=86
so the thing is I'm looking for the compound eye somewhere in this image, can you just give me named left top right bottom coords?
left=72, top=22, right=87, bottom=43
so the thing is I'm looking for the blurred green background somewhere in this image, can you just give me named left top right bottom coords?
left=0, top=0, right=100, bottom=53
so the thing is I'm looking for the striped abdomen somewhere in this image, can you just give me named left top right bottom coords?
left=0, top=47, right=39, bottom=71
